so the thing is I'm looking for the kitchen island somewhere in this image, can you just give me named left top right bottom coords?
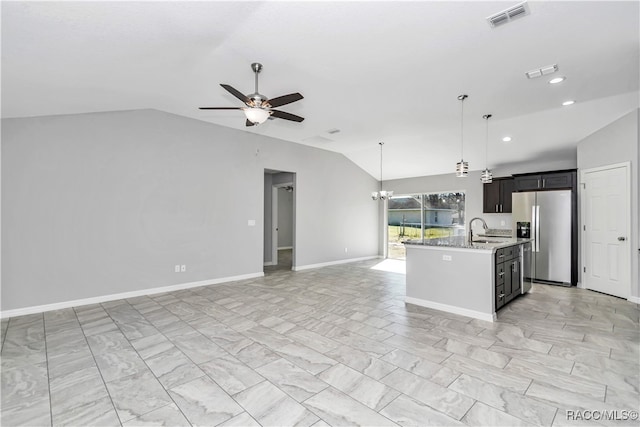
left=404, top=236, right=532, bottom=322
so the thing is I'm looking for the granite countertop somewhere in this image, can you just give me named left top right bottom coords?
left=403, top=236, right=533, bottom=251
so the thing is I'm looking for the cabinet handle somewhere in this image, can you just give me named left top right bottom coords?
left=495, top=204, right=498, bottom=212
left=498, top=293, right=505, bottom=299
left=498, top=272, right=505, bottom=277
left=537, top=179, right=540, bottom=188
left=500, top=204, right=503, bottom=213
left=542, top=178, right=546, bottom=188
left=498, top=254, right=504, bottom=258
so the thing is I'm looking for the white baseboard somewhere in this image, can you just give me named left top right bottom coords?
left=405, top=296, right=497, bottom=322
left=0, top=272, right=264, bottom=319
left=628, top=296, right=640, bottom=304
left=277, top=246, right=293, bottom=250
left=293, top=256, right=380, bottom=271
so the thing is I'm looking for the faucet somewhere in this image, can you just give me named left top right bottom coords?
left=468, top=217, right=488, bottom=243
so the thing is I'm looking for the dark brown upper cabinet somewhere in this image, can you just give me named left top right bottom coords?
left=513, top=170, right=575, bottom=192
left=483, top=177, right=515, bottom=213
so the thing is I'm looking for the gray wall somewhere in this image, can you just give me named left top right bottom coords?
left=577, top=109, right=639, bottom=298
left=263, top=172, right=273, bottom=263
left=2, top=109, right=379, bottom=311
left=278, top=187, right=293, bottom=248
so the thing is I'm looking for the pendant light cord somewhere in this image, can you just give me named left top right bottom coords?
left=483, top=114, right=492, bottom=169
left=458, top=95, right=468, bottom=160
left=379, top=142, right=384, bottom=192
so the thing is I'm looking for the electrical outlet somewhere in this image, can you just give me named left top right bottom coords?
left=174, top=265, right=180, bottom=273
left=500, top=220, right=506, bottom=226
left=181, top=265, right=186, bottom=272
left=442, top=255, right=452, bottom=261
left=248, top=219, right=256, bottom=226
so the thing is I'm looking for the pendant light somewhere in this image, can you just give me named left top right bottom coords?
left=455, top=94, right=469, bottom=177
left=481, top=114, right=493, bottom=183
left=371, top=142, right=393, bottom=200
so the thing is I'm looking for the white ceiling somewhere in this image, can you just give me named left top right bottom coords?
left=2, top=1, right=639, bottom=180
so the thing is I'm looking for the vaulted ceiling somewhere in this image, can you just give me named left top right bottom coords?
left=2, top=1, right=638, bottom=179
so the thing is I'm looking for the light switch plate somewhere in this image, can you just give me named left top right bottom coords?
left=443, top=255, right=452, bottom=261
left=248, top=219, right=256, bottom=226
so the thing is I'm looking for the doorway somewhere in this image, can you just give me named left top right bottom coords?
left=264, top=170, right=295, bottom=271
left=581, top=162, right=631, bottom=299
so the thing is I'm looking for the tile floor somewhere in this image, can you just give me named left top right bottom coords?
left=1, top=258, right=638, bottom=426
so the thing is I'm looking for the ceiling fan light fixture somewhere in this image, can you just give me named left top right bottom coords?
left=244, top=107, right=270, bottom=124
left=199, top=63, right=304, bottom=126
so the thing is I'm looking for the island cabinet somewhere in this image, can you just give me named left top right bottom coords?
left=404, top=237, right=532, bottom=322
left=495, top=245, right=521, bottom=310
left=483, top=177, right=515, bottom=213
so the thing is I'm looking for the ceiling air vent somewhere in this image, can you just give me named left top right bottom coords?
left=487, top=2, right=530, bottom=28
left=525, top=64, right=558, bottom=79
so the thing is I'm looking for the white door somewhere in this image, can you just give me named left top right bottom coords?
left=582, top=164, right=630, bottom=298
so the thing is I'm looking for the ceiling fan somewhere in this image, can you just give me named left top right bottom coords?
left=199, top=63, right=304, bottom=126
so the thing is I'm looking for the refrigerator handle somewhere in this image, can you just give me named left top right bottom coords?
left=535, top=205, right=541, bottom=252
left=531, top=205, right=536, bottom=252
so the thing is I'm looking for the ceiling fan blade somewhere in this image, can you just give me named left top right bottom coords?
left=246, top=119, right=256, bottom=127
left=220, top=84, right=250, bottom=105
left=270, top=110, right=305, bottom=123
left=198, top=107, right=243, bottom=110
left=267, top=93, right=304, bottom=108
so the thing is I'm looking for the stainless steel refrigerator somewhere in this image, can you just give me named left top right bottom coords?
left=512, top=190, right=572, bottom=286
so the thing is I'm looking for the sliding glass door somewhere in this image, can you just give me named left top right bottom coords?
left=387, top=192, right=465, bottom=259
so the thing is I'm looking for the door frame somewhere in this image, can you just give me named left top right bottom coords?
left=272, top=181, right=294, bottom=267
left=579, top=161, right=631, bottom=298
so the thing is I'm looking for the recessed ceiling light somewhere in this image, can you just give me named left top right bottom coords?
left=502, top=136, right=512, bottom=142
left=562, top=100, right=575, bottom=106
left=549, top=77, right=565, bottom=84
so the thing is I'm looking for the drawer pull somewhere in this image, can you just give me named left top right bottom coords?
left=498, top=293, right=505, bottom=299
left=498, top=272, right=505, bottom=277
